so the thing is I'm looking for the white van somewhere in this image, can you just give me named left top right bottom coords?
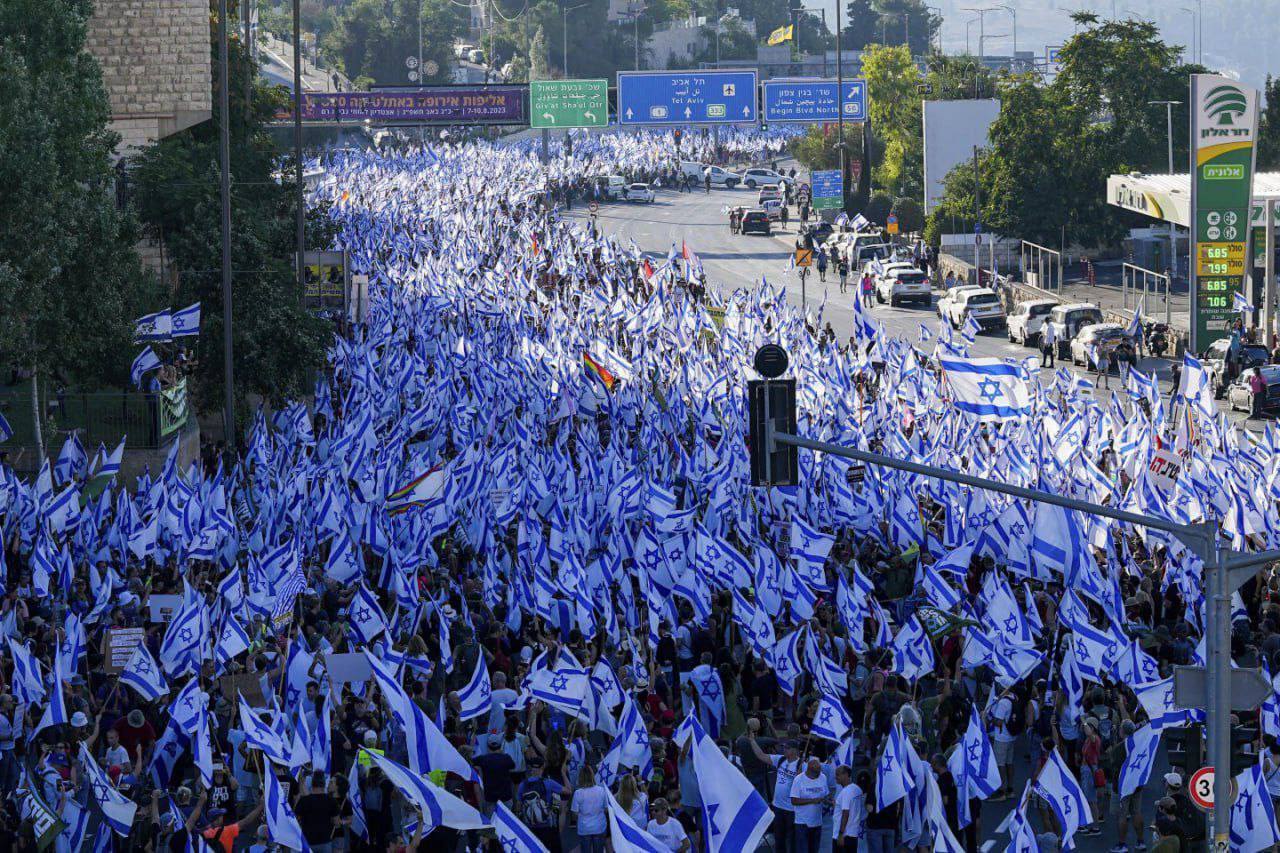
left=592, top=175, right=627, bottom=200
left=679, top=162, right=741, bottom=188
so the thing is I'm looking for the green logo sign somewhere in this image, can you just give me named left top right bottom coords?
left=1203, top=164, right=1244, bottom=180
left=530, top=79, right=609, bottom=129
left=1205, top=84, right=1248, bottom=126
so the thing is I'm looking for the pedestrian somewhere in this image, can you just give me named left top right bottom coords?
left=569, top=765, right=608, bottom=853
left=1250, top=365, right=1267, bottom=418
left=1170, top=359, right=1182, bottom=402
left=834, top=767, right=867, bottom=853
left=789, top=756, right=831, bottom=853
left=780, top=204, right=789, bottom=229
left=1040, top=320, right=1057, bottom=368
left=816, top=249, right=828, bottom=283
left=839, top=256, right=850, bottom=293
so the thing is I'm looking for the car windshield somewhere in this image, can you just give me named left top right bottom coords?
left=1066, top=309, right=1102, bottom=325
left=1029, top=304, right=1054, bottom=317
left=897, top=272, right=928, bottom=284
left=967, top=294, right=999, bottom=305
left=1243, top=345, right=1270, bottom=365
left=629, top=184, right=646, bottom=190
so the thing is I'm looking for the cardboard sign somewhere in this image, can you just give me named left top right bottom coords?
left=219, top=672, right=267, bottom=707
left=324, top=652, right=373, bottom=689
left=148, top=594, right=181, bottom=623
left=105, top=628, right=146, bottom=673
left=1148, top=448, right=1183, bottom=492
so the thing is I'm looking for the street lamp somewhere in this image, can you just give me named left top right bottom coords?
left=562, top=1, right=588, bottom=77
left=993, top=4, right=1017, bottom=69
left=1180, top=6, right=1197, bottom=65
left=961, top=7, right=996, bottom=65
left=926, top=5, right=943, bottom=53
left=797, top=6, right=828, bottom=75
left=627, top=1, right=644, bottom=70
left=1148, top=99, right=1181, bottom=174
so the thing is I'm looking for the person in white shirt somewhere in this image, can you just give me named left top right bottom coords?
left=751, top=738, right=804, bottom=853
left=1040, top=320, right=1058, bottom=367
left=834, top=765, right=866, bottom=852
left=646, top=798, right=689, bottom=852
left=987, top=689, right=1017, bottom=799
left=790, top=757, right=832, bottom=853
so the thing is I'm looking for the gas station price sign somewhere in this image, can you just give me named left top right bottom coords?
left=1196, top=241, right=1247, bottom=277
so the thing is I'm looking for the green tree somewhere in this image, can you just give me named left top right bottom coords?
left=0, top=0, right=157, bottom=407
left=861, top=43, right=922, bottom=197
left=323, top=0, right=464, bottom=86
left=925, top=53, right=996, bottom=100
left=788, top=125, right=866, bottom=171
left=1258, top=75, right=1280, bottom=171
left=131, top=5, right=330, bottom=417
left=842, top=0, right=878, bottom=49
left=872, top=0, right=936, bottom=55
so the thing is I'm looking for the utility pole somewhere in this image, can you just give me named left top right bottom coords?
left=1148, top=99, right=1180, bottom=173
left=1266, top=198, right=1276, bottom=348
left=973, top=145, right=982, bottom=276
left=995, top=4, right=1017, bottom=68
left=292, top=0, right=305, bottom=342
left=219, top=0, right=236, bottom=448
left=835, top=0, right=847, bottom=212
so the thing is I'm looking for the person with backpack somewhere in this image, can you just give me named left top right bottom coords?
left=986, top=687, right=1018, bottom=800
left=200, top=800, right=263, bottom=853
left=516, top=757, right=564, bottom=851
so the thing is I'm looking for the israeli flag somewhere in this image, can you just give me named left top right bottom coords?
left=130, top=346, right=162, bottom=387
left=120, top=641, right=169, bottom=701
left=7, top=639, right=45, bottom=704
left=349, top=584, right=387, bottom=644
left=494, top=802, right=549, bottom=852
left=31, top=648, right=68, bottom=740
left=1231, top=761, right=1280, bottom=853
left=810, top=693, right=853, bottom=742
left=606, top=789, right=668, bottom=852
left=526, top=666, right=589, bottom=720
left=454, top=655, right=493, bottom=722
left=1235, top=289, right=1256, bottom=314
left=0, top=412, right=11, bottom=443
left=1117, top=724, right=1160, bottom=797
left=1032, top=747, right=1093, bottom=847
left=363, top=749, right=489, bottom=830
left=171, top=302, right=202, bottom=337
left=1127, top=298, right=1144, bottom=339
left=79, top=743, right=138, bottom=835
left=134, top=310, right=172, bottom=342
left=263, top=763, right=308, bottom=850
left=679, top=715, right=773, bottom=853
left=348, top=759, right=368, bottom=840
left=947, top=705, right=1001, bottom=828
left=938, top=355, right=1032, bottom=422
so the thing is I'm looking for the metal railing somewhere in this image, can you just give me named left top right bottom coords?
left=1122, top=262, right=1173, bottom=325
left=0, top=379, right=189, bottom=450
left=1020, top=240, right=1063, bottom=293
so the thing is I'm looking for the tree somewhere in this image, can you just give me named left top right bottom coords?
left=871, top=0, right=937, bottom=56
left=1259, top=75, right=1280, bottom=172
left=323, top=0, right=464, bottom=86
left=0, top=0, right=157, bottom=408
left=132, top=4, right=330, bottom=418
left=861, top=44, right=922, bottom=197
left=788, top=125, right=866, bottom=171
left=842, top=0, right=878, bottom=49
left=925, top=53, right=996, bottom=100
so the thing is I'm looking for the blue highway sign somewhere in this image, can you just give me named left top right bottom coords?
left=762, top=79, right=867, bottom=123
left=617, top=70, right=759, bottom=125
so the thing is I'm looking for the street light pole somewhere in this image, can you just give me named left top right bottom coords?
left=995, top=4, right=1017, bottom=68
left=218, top=0, right=236, bottom=448
left=835, top=0, right=847, bottom=212
left=562, top=1, right=588, bottom=76
left=292, top=0, right=305, bottom=319
left=1148, top=99, right=1180, bottom=173
left=1181, top=6, right=1196, bottom=65
left=961, top=7, right=993, bottom=66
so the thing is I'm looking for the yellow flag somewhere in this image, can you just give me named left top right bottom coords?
left=767, top=24, right=794, bottom=46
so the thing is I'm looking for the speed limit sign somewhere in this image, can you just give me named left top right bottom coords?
left=1189, top=767, right=1239, bottom=811
left=1190, top=767, right=1215, bottom=810
left=588, top=201, right=599, bottom=213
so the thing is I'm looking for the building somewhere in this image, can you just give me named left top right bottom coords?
left=84, top=0, right=213, bottom=154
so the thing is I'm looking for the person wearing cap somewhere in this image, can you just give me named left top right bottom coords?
left=202, top=797, right=263, bottom=851
left=743, top=734, right=802, bottom=853
left=1106, top=719, right=1144, bottom=853
left=112, top=708, right=157, bottom=769
left=474, top=732, right=516, bottom=815
left=515, top=757, right=563, bottom=851
left=646, top=797, right=689, bottom=852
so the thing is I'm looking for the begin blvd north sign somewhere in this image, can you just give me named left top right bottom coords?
left=530, top=79, right=608, bottom=129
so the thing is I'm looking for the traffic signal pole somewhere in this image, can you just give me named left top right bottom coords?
left=753, top=391, right=1280, bottom=842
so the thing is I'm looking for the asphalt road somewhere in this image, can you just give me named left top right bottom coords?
left=564, top=184, right=1228, bottom=849
left=567, top=184, right=1260, bottom=431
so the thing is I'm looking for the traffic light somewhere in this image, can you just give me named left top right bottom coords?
left=747, top=380, right=798, bottom=486
left=673, top=129, right=683, bottom=152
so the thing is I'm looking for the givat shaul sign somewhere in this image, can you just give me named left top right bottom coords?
left=1189, top=74, right=1259, bottom=350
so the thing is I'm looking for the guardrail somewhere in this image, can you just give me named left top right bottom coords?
left=0, top=378, right=189, bottom=451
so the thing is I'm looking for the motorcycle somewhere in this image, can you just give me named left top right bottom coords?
left=1145, top=321, right=1170, bottom=358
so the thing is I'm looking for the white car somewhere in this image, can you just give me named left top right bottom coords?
left=938, top=287, right=1006, bottom=331
left=872, top=262, right=931, bottom=307
left=679, top=162, right=741, bottom=188
left=1043, top=303, right=1104, bottom=357
left=1006, top=299, right=1058, bottom=345
left=742, top=168, right=784, bottom=188
left=1069, top=323, right=1129, bottom=368
left=624, top=183, right=655, bottom=203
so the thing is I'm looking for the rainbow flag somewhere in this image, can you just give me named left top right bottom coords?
left=582, top=352, right=617, bottom=392
left=385, top=464, right=445, bottom=515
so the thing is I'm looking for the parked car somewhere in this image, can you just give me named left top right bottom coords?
left=1203, top=337, right=1270, bottom=396
left=742, top=167, right=784, bottom=188
left=758, top=184, right=783, bottom=205
left=938, top=287, right=1006, bottom=330
left=762, top=198, right=784, bottom=221
left=679, top=162, right=741, bottom=188
left=1069, top=322, right=1129, bottom=368
left=624, top=182, right=655, bottom=203
left=1006, top=299, right=1058, bottom=346
left=592, top=175, right=626, bottom=200
left=1228, top=366, right=1280, bottom=414
left=806, top=221, right=834, bottom=244
left=1043, top=303, right=1104, bottom=357
left=740, top=209, right=772, bottom=235
left=873, top=264, right=931, bottom=307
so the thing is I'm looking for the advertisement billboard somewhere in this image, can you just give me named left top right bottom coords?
left=922, top=99, right=1001, bottom=213
left=293, top=86, right=528, bottom=125
left=1190, top=74, right=1260, bottom=350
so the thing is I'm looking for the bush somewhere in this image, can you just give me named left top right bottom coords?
left=891, top=197, right=924, bottom=234
left=864, top=191, right=893, bottom=224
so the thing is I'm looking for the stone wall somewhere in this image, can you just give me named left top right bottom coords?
left=85, top=0, right=213, bottom=153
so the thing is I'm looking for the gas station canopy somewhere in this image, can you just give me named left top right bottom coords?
left=1107, top=171, right=1280, bottom=227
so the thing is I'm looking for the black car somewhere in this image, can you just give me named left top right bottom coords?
left=806, top=221, right=834, bottom=244
left=1203, top=338, right=1269, bottom=396
left=741, top=210, right=771, bottom=236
